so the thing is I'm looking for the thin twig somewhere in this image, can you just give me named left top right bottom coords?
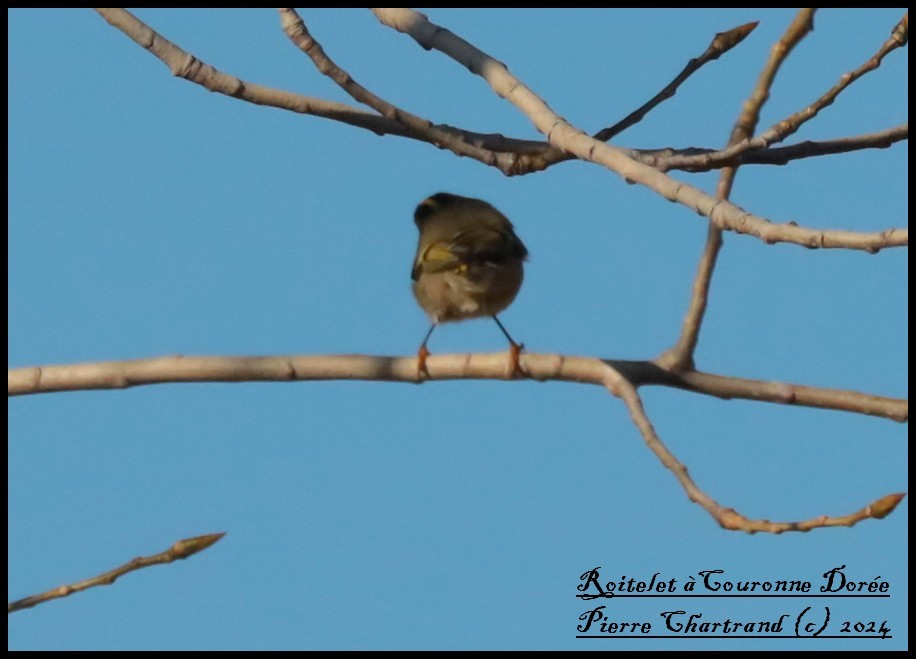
left=661, top=11, right=910, bottom=171
left=527, top=21, right=760, bottom=172
left=636, top=123, right=909, bottom=171
left=276, top=8, right=511, bottom=169
left=594, top=21, right=759, bottom=142
left=657, top=223, right=722, bottom=371
left=732, top=123, right=909, bottom=165
left=608, top=372, right=905, bottom=533
left=371, top=8, right=907, bottom=252
left=8, top=533, right=225, bottom=614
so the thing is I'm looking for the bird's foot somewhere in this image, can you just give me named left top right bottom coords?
left=507, top=342, right=526, bottom=379
left=417, top=345, right=431, bottom=379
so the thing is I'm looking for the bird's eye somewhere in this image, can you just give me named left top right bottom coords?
left=414, top=199, right=439, bottom=226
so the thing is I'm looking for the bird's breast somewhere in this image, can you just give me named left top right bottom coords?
left=412, top=259, right=524, bottom=323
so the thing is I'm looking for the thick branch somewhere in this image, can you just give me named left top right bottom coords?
left=371, top=8, right=907, bottom=252
left=8, top=354, right=907, bottom=423
left=8, top=533, right=225, bottom=614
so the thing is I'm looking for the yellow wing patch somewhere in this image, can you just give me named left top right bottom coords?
left=421, top=242, right=458, bottom=265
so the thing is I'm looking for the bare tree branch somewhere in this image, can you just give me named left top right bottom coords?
left=92, top=10, right=402, bottom=135
left=22, top=9, right=901, bottom=547
left=7, top=353, right=906, bottom=533
left=276, top=8, right=516, bottom=170
left=8, top=533, right=225, bottom=614
left=92, top=8, right=548, bottom=174
left=658, top=224, right=722, bottom=372
left=525, top=20, right=760, bottom=172
left=660, top=11, right=910, bottom=172
left=660, top=8, right=816, bottom=371
left=94, top=8, right=909, bottom=183
left=371, top=8, right=908, bottom=252
left=8, top=354, right=907, bottom=423
left=733, top=123, right=909, bottom=165
left=612, top=376, right=905, bottom=533
left=671, top=369, right=908, bottom=423
left=636, top=123, right=909, bottom=171
left=596, top=21, right=760, bottom=142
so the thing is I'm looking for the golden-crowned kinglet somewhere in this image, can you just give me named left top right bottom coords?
left=410, top=192, right=528, bottom=376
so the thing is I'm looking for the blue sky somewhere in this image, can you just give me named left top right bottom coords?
left=8, top=8, right=908, bottom=650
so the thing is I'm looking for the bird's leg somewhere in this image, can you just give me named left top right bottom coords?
left=417, top=324, right=436, bottom=378
left=493, top=316, right=525, bottom=378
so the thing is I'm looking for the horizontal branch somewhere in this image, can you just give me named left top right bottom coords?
left=672, top=369, right=908, bottom=423
left=8, top=353, right=907, bottom=423
left=8, top=533, right=225, bottom=614
left=641, top=123, right=909, bottom=171
left=6, top=353, right=610, bottom=393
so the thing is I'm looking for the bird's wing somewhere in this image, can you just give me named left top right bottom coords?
left=411, top=240, right=462, bottom=280
left=449, top=225, right=527, bottom=263
left=412, top=225, right=520, bottom=281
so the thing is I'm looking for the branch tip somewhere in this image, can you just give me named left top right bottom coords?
left=870, top=492, right=906, bottom=519
left=712, top=21, right=760, bottom=53
left=171, top=532, right=227, bottom=558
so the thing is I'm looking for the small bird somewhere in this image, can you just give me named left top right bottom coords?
left=410, top=192, right=528, bottom=377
